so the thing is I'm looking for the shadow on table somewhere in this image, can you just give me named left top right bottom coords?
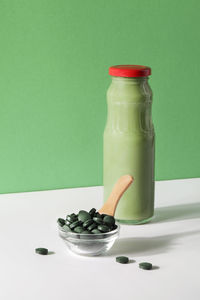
left=107, top=201, right=200, bottom=257
left=108, top=230, right=200, bottom=257
left=48, top=251, right=55, bottom=255
left=153, top=202, right=200, bottom=223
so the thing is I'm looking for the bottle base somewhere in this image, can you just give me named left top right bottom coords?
left=116, top=215, right=154, bottom=225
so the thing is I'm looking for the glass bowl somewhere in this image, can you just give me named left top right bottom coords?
left=58, top=223, right=120, bottom=256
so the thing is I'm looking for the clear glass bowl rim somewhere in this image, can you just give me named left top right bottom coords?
left=58, top=222, right=120, bottom=239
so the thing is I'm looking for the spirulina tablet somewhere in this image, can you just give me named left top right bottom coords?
left=74, top=226, right=84, bottom=233
left=91, top=229, right=101, bottom=234
left=103, top=215, right=115, bottom=226
left=83, top=219, right=93, bottom=228
left=35, top=248, right=48, bottom=255
left=101, top=214, right=107, bottom=218
left=116, top=256, right=129, bottom=264
left=70, top=213, right=77, bottom=218
left=89, top=208, right=96, bottom=216
left=69, top=220, right=82, bottom=229
left=81, top=230, right=91, bottom=234
left=93, top=217, right=103, bottom=224
left=78, top=210, right=92, bottom=222
left=66, top=214, right=78, bottom=223
left=87, top=223, right=97, bottom=231
left=97, top=224, right=110, bottom=233
left=57, top=218, right=65, bottom=227
left=139, top=262, right=152, bottom=270
left=94, top=212, right=102, bottom=219
left=62, top=224, right=71, bottom=231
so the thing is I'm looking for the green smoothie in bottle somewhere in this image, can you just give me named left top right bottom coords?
left=103, top=65, right=155, bottom=224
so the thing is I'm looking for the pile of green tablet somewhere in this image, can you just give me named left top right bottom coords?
left=57, top=208, right=118, bottom=234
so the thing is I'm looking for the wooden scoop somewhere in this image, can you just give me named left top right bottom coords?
left=99, top=175, right=134, bottom=216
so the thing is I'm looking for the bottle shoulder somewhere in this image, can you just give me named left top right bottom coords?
left=107, top=81, right=152, bottom=103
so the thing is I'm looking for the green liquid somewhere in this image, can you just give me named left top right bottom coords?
left=103, top=77, right=155, bottom=224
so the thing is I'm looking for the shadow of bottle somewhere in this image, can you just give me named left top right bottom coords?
left=106, top=200, right=200, bottom=257
left=108, top=229, right=200, bottom=257
left=153, top=202, right=200, bottom=223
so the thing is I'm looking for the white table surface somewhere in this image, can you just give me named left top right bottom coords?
left=0, top=178, right=200, bottom=300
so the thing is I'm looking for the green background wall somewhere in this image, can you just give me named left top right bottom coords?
left=0, top=0, right=199, bottom=193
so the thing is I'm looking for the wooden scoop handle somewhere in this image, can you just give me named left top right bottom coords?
left=99, top=175, right=134, bottom=216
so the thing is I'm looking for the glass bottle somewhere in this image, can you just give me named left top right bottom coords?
left=103, top=65, right=155, bottom=224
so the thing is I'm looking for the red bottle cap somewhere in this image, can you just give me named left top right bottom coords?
left=109, top=65, right=151, bottom=77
